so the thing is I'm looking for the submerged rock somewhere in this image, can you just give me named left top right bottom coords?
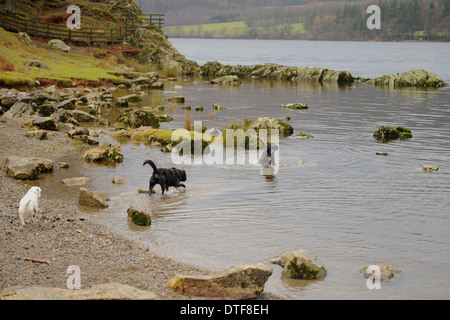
left=78, top=188, right=110, bottom=208
left=167, top=263, right=273, bottom=299
left=281, top=103, right=309, bottom=110
left=270, top=249, right=327, bottom=280
left=422, top=165, right=439, bottom=172
left=3, top=156, right=54, bottom=180
left=167, top=96, right=185, bottom=103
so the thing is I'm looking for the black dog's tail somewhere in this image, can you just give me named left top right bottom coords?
left=143, top=160, right=158, bottom=172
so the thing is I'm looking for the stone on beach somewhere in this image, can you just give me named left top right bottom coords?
left=3, top=156, right=54, bottom=180
left=127, top=206, right=151, bottom=226
left=167, top=263, right=273, bottom=299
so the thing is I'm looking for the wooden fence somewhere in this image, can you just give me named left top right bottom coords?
left=0, top=12, right=165, bottom=45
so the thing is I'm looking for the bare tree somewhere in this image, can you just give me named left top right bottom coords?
left=6, top=0, right=19, bottom=14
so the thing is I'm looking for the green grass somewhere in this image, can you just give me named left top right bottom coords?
left=0, top=27, right=130, bottom=87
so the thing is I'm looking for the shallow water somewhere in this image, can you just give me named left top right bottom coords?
left=32, top=40, right=450, bottom=299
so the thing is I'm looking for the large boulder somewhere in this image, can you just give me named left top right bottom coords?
left=78, top=188, right=110, bottom=208
left=48, top=39, right=70, bottom=53
left=2, top=102, right=33, bottom=119
left=32, top=116, right=57, bottom=131
left=115, top=109, right=159, bottom=129
left=168, top=263, right=273, bottom=299
left=249, top=117, right=294, bottom=137
left=1, top=283, right=159, bottom=300
left=3, top=156, right=54, bottom=180
left=270, top=249, right=327, bottom=280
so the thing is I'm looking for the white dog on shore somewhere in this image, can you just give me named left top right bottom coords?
left=18, top=187, right=41, bottom=226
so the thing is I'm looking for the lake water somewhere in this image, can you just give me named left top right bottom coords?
left=71, top=39, right=449, bottom=299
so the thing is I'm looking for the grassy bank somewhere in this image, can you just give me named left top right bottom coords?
left=0, top=27, right=134, bottom=88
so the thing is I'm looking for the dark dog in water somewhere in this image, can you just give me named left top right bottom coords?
left=144, top=160, right=187, bottom=196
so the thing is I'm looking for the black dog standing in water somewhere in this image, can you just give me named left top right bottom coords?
left=143, top=160, right=187, bottom=196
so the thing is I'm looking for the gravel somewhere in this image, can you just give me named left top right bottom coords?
left=0, top=116, right=214, bottom=299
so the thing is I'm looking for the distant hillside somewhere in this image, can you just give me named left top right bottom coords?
left=135, top=0, right=450, bottom=41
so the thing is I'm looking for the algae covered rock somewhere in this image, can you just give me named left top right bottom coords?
left=373, top=125, right=412, bottom=142
left=270, top=249, right=327, bottom=280
left=167, top=263, right=273, bottom=299
left=127, top=206, right=151, bottom=226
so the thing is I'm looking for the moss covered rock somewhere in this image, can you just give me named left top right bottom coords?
left=373, top=125, right=412, bottom=142
left=167, top=263, right=273, bottom=299
left=127, top=206, right=151, bottom=226
left=281, top=103, right=309, bottom=110
left=270, top=249, right=327, bottom=280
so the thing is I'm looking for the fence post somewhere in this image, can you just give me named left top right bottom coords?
left=89, top=28, right=93, bottom=43
left=46, top=23, right=49, bottom=38
left=68, top=28, right=71, bottom=42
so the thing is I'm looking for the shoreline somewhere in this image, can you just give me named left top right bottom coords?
left=0, top=115, right=279, bottom=300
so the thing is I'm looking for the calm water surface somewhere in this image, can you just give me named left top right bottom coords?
left=49, top=40, right=450, bottom=299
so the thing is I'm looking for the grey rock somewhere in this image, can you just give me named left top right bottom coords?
left=48, top=39, right=70, bottom=53
left=270, top=249, right=327, bottom=280
left=78, top=188, right=110, bottom=208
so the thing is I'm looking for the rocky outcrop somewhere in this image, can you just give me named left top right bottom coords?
left=1, top=283, right=159, bottom=300
left=78, top=188, right=110, bottom=208
left=360, top=264, right=401, bottom=281
left=368, top=69, right=448, bottom=88
left=373, top=125, right=412, bottom=142
left=127, top=206, right=151, bottom=226
left=168, top=263, right=273, bottom=299
left=199, top=61, right=354, bottom=84
left=3, top=156, right=54, bottom=180
left=270, top=249, right=327, bottom=280
left=249, top=117, right=294, bottom=137
left=62, top=177, right=92, bottom=186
